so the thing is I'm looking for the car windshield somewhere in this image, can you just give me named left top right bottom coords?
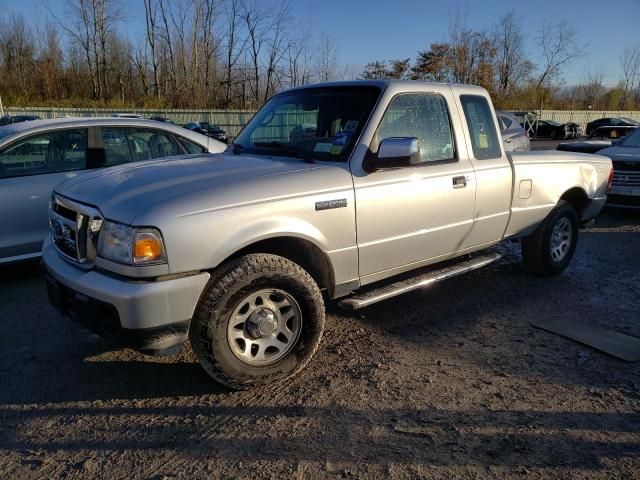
left=545, top=120, right=561, bottom=126
left=618, top=128, right=640, bottom=147
left=232, top=86, right=381, bottom=162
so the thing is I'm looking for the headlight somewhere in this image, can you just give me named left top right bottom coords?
left=97, top=221, right=166, bottom=265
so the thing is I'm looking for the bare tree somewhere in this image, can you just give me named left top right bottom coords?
left=582, top=65, right=606, bottom=109
left=156, top=0, right=179, bottom=99
left=143, top=0, right=161, bottom=99
left=199, top=0, right=220, bottom=107
left=494, top=11, right=530, bottom=98
left=241, top=0, right=269, bottom=107
left=132, top=42, right=150, bottom=97
left=285, top=32, right=313, bottom=88
left=620, top=46, right=640, bottom=109
left=263, top=0, right=291, bottom=102
left=534, top=19, right=582, bottom=101
left=0, top=15, right=36, bottom=100
left=222, top=0, right=246, bottom=106
left=315, top=32, right=338, bottom=82
left=37, top=24, right=65, bottom=101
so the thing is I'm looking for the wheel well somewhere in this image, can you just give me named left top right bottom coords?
left=560, top=187, right=589, bottom=216
left=227, top=237, right=334, bottom=295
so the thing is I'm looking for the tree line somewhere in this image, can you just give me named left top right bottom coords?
left=1, top=2, right=639, bottom=111
left=360, top=11, right=640, bottom=111
left=0, top=0, right=344, bottom=109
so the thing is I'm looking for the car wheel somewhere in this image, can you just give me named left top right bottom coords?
left=521, top=201, right=579, bottom=276
left=189, top=253, right=325, bottom=389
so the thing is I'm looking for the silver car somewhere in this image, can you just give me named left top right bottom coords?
left=497, top=110, right=530, bottom=152
left=0, top=117, right=226, bottom=264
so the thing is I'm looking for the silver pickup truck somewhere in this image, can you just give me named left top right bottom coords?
left=43, top=81, right=612, bottom=389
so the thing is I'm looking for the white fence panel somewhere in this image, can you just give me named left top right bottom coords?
left=6, top=107, right=640, bottom=136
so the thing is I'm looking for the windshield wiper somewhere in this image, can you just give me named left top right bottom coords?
left=253, top=141, right=315, bottom=163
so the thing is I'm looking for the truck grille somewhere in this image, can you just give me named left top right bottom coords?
left=612, top=161, right=640, bottom=172
left=612, top=170, right=640, bottom=188
left=50, top=194, right=102, bottom=266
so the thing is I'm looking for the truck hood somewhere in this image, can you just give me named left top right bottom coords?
left=595, top=145, right=640, bottom=163
left=54, top=153, right=337, bottom=224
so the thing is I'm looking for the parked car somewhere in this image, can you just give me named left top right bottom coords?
left=525, top=119, right=580, bottom=139
left=42, top=81, right=611, bottom=389
left=149, top=116, right=175, bottom=124
left=112, top=113, right=144, bottom=119
left=0, top=117, right=226, bottom=264
left=585, top=117, right=639, bottom=136
left=557, top=126, right=639, bottom=154
left=595, top=127, right=640, bottom=208
left=184, top=121, right=229, bottom=143
left=497, top=110, right=530, bottom=152
left=0, top=115, right=41, bottom=126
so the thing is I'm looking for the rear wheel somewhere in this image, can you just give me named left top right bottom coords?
left=521, top=201, right=579, bottom=276
left=189, top=254, right=325, bottom=389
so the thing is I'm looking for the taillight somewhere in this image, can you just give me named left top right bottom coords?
left=606, top=166, right=614, bottom=193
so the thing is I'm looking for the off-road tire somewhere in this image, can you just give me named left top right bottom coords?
left=189, top=254, right=325, bottom=389
left=521, top=200, right=579, bottom=276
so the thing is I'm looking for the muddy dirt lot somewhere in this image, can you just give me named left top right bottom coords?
left=1, top=209, right=639, bottom=479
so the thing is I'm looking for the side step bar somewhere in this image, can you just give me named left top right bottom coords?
left=338, top=253, right=502, bottom=311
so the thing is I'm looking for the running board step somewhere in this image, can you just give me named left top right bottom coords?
left=338, top=253, right=502, bottom=311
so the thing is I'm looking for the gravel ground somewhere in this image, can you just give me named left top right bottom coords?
left=1, top=208, right=639, bottom=479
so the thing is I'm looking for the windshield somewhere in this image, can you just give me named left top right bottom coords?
left=544, top=120, right=561, bottom=126
left=620, top=117, right=639, bottom=124
left=618, top=128, right=640, bottom=147
left=232, top=86, right=381, bottom=162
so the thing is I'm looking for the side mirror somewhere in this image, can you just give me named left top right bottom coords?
left=367, top=137, right=421, bottom=171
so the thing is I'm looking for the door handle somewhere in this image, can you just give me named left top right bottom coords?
left=452, top=175, right=467, bottom=189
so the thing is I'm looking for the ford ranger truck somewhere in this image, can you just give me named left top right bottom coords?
left=43, top=81, right=612, bottom=389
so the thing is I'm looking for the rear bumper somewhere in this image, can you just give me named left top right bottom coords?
left=42, top=236, right=210, bottom=353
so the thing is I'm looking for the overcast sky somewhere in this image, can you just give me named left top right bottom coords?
left=5, top=0, right=639, bottom=87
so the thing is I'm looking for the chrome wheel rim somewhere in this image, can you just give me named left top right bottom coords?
left=227, top=288, right=302, bottom=366
left=550, top=217, right=573, bottom=262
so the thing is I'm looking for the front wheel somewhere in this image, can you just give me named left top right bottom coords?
left=521, top=201, right=579, bottom=276
left=189, top=254, right=325, bottom=389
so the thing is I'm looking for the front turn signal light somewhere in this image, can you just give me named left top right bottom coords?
left=133, top=230, right=166, bottom=264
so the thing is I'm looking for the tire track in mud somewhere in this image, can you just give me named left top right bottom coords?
left=138, top=311, right=360, bottom=479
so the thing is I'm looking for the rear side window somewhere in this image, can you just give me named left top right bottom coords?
left=0, top=129, right=87, bottom=179
left=460, top=95, right=502, bottom=160
left=101, top=128, right=182, bottom=166
left=101, top=129, right=131, bottom=166
left=177, top=136, right=207, bottom=154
